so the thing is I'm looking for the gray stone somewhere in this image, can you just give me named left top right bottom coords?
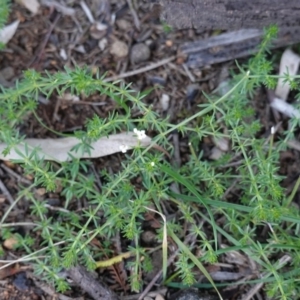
left=130, top=43, right=151, bottom=64
left=0, top=66, right=14, bottom=80
left=170, top=289, right=219, bottom=300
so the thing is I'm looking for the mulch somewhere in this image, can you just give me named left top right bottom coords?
left=0, top=1, right=298, bottom=300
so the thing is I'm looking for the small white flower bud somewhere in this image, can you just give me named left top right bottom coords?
left=271, top=127, right=275, bottom=135
left=119, top=144, right=129, bottom=153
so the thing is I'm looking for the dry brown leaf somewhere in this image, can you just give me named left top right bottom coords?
left=270, top=97, right=300, bottom=118
left=0, top=20, right=20, bottom=44
left=0, top=263, right=21, bottom=279
left=17, top=0, right=40, bottom=14
left=3, top=161, right=15, bottom=168
left=0, top=132, right=152, bottom=162
left=35, top=188, right=46, bottom=196
left=275, top=49, right=300, bottom=101
left=3, top=236, right=18, bottom=250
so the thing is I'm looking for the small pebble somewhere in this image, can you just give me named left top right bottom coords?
left=186, top=84, right=200, bottom=102
left=13, top=273, right=30, bottom=291
left=59, top=48, right=68, bottom=60
left=160, top=93, right=170, bottom=111
left=141, top=230, right=157, bottom=244
left=130, top=43, right=151, bottom=64
left=3, top=236, right=18, bottom=250
left=116, top=19, right=131, bottom=31
left=74, top=45, right=86, bottom=54
left=215, top=80, right=232, bottom=96
left=213, top=137, right=229, bottom=152
left=0, top=66, right=14, bottom=80
left=165, top=40, right=173, bottom=47
left=209, top=147, right=224, bottom=161
left=90, top=22, right=107, bottom=39
left=110, top=40, right=129, bottom=58
left=98, top=38, right=108, bottom=51
left=147, top=75, right=166, bottom=86
left=46, top=198, right=61, bottom=206
left=35, top=188, right=46, bottom=196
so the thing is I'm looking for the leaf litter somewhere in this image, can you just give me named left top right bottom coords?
left=0, top=20, right=19, bottom=44
left=17, top=0, right=40, bottom=15
left=0, top=132, right=152, bottom=162
left=1, top=1, right=300, bottom=300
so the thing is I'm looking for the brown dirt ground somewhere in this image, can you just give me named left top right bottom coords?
left=0, top=1, right=299, bottom=300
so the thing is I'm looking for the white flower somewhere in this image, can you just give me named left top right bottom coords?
left=150, top=162, right=155, bottom=167
left=119, top=144, right=129, bottom=153
left=271, top=126, right=275, bottom=135
left=133, top=128, right=146, bottom=140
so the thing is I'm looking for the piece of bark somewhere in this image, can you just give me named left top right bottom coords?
left=179, top=27, right=300, bottom=68
left=156, top=0, right=300, bottom=30
left=67, top=265, right=119, bottom=300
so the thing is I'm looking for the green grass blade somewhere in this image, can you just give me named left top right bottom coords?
left=160, top=163, right=218, bottom=250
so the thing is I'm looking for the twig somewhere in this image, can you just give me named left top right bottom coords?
left=182, top=63, right=195, bottom=82
left=104, top=56, right=176, bottom=82
left=172, top=131, right=181, bottom=168
left=28, top=14, right=61, bottom=68
left=66, top=100, right=106, bottom=106
left=27, top=272, right=78, bottom=300
left=90, top=164, right=102, bottom=190
left=40, top=0, right=75, bottom=16
left=1, top=222, right=37, bottom=227
left=180, top=27, right=300, bottom=68
left=67, top=265, right=120, bottom=300
left=0, top=179, right=14, bottom=205
left=137, top=250, right=179, bottom=300
left=242, top=280, right=263, bottom=300
left=1, top=163, right=32, bottom=185
left=242, top=255, right=291, bottom=300
left=80, top=0, right=95, bottom=24
left=221, top=178, right=239, bottom=200
left=52, top=97, right=61, bottom=122
left=126, top=0, right=140, bottom=30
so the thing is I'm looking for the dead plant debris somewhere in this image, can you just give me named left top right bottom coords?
left=1, top=1, right=300, bottom=300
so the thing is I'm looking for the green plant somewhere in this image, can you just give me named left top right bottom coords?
left=161, top=21, right=173, bottom=34
left=0, top=0, right=9, bottom=28
left=0, top=0, right=9, bottom=49
left=1, top=24, right=300, bottom=300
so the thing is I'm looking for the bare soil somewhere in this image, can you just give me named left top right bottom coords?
left=0, top=1, right=298, bottom=300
